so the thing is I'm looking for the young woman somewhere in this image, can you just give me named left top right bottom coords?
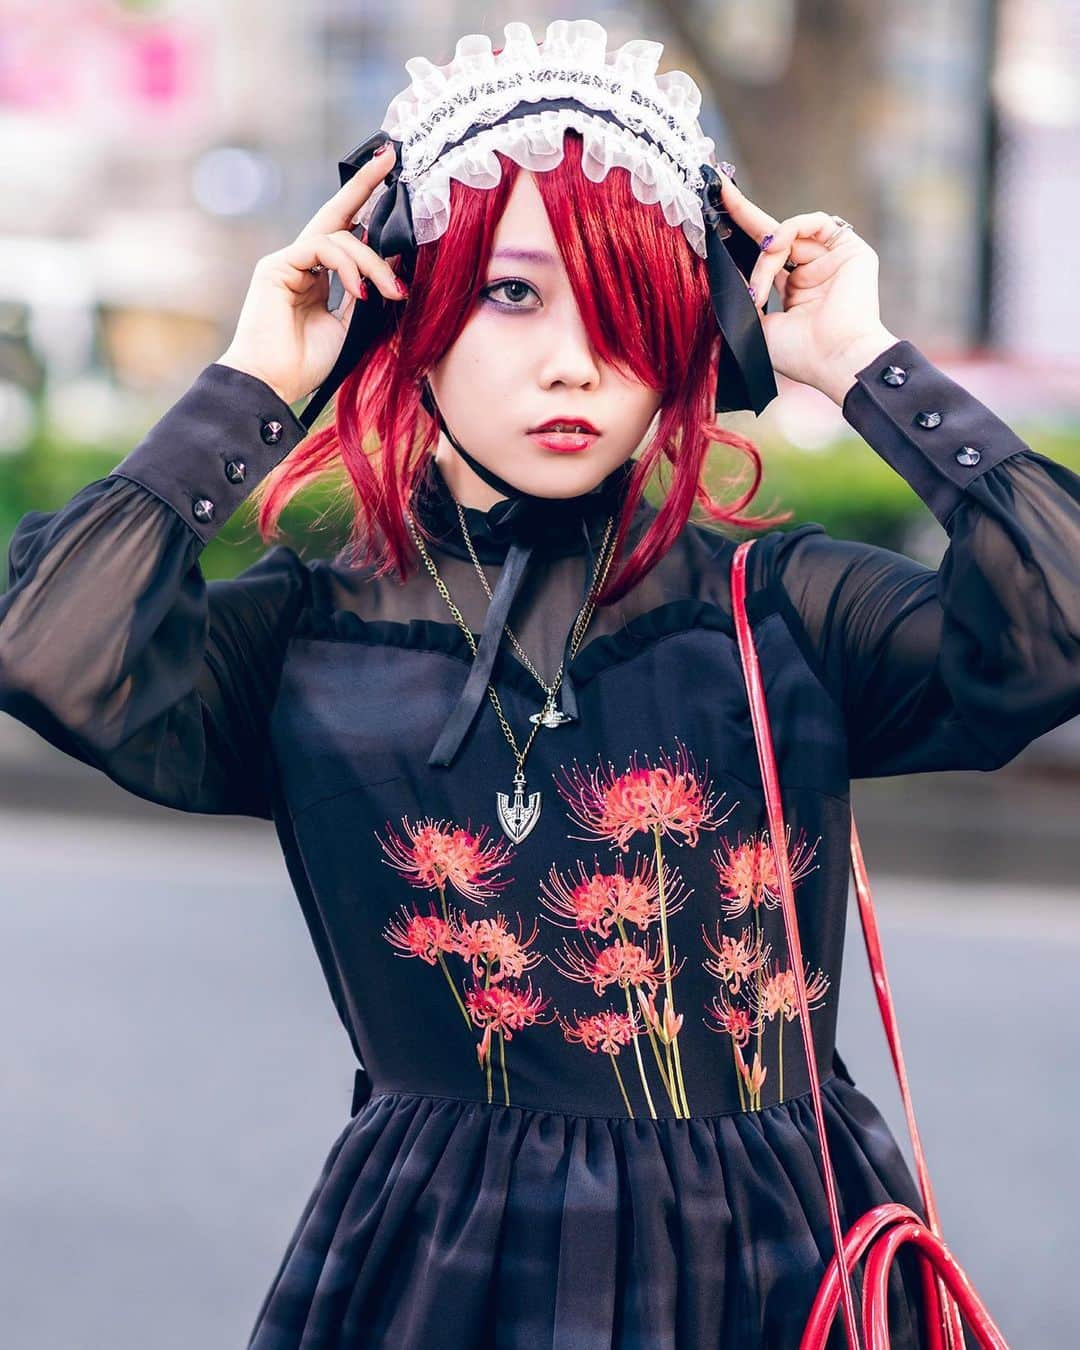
left=2, top=19, right=1077, bottom=1349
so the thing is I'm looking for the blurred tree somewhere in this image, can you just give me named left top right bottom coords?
left=649, top=0, right=880, bottom=253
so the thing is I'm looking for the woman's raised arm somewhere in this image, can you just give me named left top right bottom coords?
left=0, top=364, right=311, bottom=816
left=0, top=141, right=410, bottom=817
left=769, top=338, right=1080, bottom=777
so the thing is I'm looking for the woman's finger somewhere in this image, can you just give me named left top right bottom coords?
left=270, top=230, right=409, bottom=307
left=746, top=212, right=856, bottom=311
left=272, top=235, right=370, bottom=300
left=717, top=171, right=781, bottom=246
left=323, top=228, right=408, bottom=302
left=298, top=141, right=397, bottom=240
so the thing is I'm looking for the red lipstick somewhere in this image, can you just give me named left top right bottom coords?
left=528, top=416, right=601, bottom=454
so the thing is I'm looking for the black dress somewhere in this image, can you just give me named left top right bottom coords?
left=2, top=340, right=1077, bottom=1348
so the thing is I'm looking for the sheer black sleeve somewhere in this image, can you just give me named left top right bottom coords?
left=0, top=363, right=312, bottom=817
left=769, top=338, right=1080, bottom=778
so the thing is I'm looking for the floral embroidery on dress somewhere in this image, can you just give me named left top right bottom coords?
left=375, top=816, right=553, bottom=1105
left=702, top=825, right=827, bottom=1109
left=540, top=853, right=691, bottom=1119
left=378, top=815, right=515, bottom=905
left=374, top=748, right=835, bottom=1120
left=559, top=1009, right=641, bottom=1115
left=547, top=739, right=735, bottom=1119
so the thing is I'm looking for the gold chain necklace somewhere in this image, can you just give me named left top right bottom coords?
left=405, top=507, right=618, bottom=843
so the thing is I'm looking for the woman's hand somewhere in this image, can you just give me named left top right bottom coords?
left=717, top=169, right=899, bottom=403
left=216, top=142, right=407, bottom=407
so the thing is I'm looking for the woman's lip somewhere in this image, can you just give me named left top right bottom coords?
left=528, top=430, right=599, bottom=453
left=529, top=424, right=600, bottom=435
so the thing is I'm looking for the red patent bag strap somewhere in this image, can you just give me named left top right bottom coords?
left=730, top=538, right=1013, bottom=1350
left=729, top=538, right=864, bottom=1350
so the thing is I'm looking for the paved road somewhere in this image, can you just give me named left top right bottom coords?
left=1, top=806, right=1076, bottom=1349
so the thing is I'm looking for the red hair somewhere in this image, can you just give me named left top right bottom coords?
left=251, top=130, right=791, bottom=606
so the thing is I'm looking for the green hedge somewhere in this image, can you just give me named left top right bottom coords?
left=2, top=420, right=1077, bottom=583
left=736, top=422, right=1080, bottom=546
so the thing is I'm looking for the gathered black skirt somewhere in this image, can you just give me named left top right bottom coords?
left=246, top=1072, right=931, bottom=1349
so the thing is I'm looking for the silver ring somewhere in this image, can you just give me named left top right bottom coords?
left=308, top=263, right=327, bottom=276
left=824, top=217, right=854, bottom=248
left=783, top=216, right=855, bottom=271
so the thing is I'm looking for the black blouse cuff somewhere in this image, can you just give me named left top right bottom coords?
left=840, top=338, right=1031, bottom=528
left=106, top=362, right=308, bottom=545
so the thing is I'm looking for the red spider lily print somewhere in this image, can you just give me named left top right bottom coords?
left=703, top=825, right=826, bottom=1109
left=547, top=928, right=686, bottom=1119
left=466, top=980, right=552, bottom=1036
left=539, top=855, right=691, bottom=1116
left=376, top=815, right=516, bottom=908
left=705, top=988, right=756, bottom=1047
left=750, top=958, right=831, bottom=1100
left=376, top=815, right=549, bottom=1105
left=711, top=825, right=820, bottom=921
left=551, top=739, right=734, bottom=1120
left=554, top=739, right=735, bottom=853
left=537, top=854, right=689, bottom=936
left=735, top=1045, right=768, bottom=1107
left=467, top=978, right=554, bottom=1104
left=382, top=901, right=472, bottom=1031
left=701, top=923, right=772, bottom=996
left=384, top=905, right=459, bottom=966
left=704, top=985, right=761, bottom=1109
left=561, top=1009, right=642, bottom=1116
left=637, top=987, right=684, bottom=1044
left=548, top=931, right=678, bottom=997
left=455, top=913, right=544, bottom=984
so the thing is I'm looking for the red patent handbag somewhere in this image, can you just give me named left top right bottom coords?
left=730, top=539, right=1011, bottom=1350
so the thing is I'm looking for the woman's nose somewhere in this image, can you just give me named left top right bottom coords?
left=539, top=317, right=602, bottom=389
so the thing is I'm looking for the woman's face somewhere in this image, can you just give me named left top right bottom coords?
left=427, top=170, right=662, bottom=509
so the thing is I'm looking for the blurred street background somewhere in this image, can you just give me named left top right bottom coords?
left=1, top=1, right=1078, bottom=1347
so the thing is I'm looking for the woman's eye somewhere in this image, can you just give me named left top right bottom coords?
left=481, top=279, right=541, bottom=310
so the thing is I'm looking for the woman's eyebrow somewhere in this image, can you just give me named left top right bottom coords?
left=490, top=247, right=557, bottom=265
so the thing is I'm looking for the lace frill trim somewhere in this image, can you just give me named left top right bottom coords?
left=358, top=18, right=717, bottom=259
left=361, top=108, right=710, bottom=258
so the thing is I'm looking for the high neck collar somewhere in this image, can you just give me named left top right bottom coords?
left=411, top=453, right=638, bottom=565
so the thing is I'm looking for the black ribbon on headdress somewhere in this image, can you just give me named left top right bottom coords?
left=296, top=108, right=779, bottom=770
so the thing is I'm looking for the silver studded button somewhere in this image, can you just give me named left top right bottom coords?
left=225, top=459, right=247, bottom=483
left=955, top=445, right=982, bottom=467
left=914, top=410, right=943, bottom=429
left=881, top=365, right=907, bottom=387
left=192, top=498, right=215, bottom=524
left=260, top=419, right=283, bottom=444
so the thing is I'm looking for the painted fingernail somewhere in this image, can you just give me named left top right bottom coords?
left=719, top=161, right=736, bottom=178
left=759, top=233, right=774, bottom=251
left=746, top=283, right=756, bottom=302
left=395, top=278, right=409, bottom=297
left=373, top=141, right=392, bottom=157
left=357, top=279, right=368, bottom=300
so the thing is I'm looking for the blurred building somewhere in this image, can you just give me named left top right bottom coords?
left=990, top=0, right=1079, bottom=363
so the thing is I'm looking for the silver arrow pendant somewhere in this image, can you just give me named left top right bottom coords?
left=496, top=768, right=542, bottom=843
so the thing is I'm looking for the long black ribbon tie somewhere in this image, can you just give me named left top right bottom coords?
left=427, top=536, right=535, bottom=768
left=427, top=513, right=601, bottom=766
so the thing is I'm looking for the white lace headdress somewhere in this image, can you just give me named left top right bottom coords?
left=356, top=17, right=720, bottom=259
